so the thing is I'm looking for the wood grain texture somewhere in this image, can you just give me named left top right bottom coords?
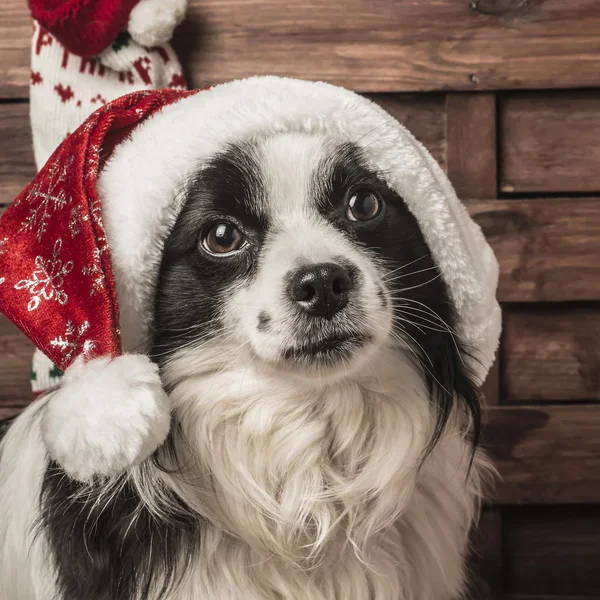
left=0, top=406, right=26, bottom=421
left=485, top=405, right=600, bottom=504
left=469, top=199, right=600, bottom=302
left=0, top=1, right=31, bottom=98
left=0, top=314, right=34, bottom=411
left=469, top=508, right=503, bottom=600
left=503, top=306, right=600, bottom=403
left=0, top=102, right=35, bottom=205
left=447, top=93, right=497, bottom=199
left=446, top=93, right=500, bottom=407
left=508, top=596, right=594, bottom=600
left=505, top=505, right=600, bottom=597
left=5, top=0, right=600, bottom=97
left=501, top=91, right=600, bottom=193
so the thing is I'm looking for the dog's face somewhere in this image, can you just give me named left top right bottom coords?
left=156, top=133, right=439, bottom=370
left=152, top=131, right=479, bottom=440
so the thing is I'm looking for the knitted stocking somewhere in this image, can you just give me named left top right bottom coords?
left=30, top=24, right=186, bottom=167
left=28, top=0, right=188, bottom=396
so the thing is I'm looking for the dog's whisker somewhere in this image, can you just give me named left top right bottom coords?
left=392, top=308, right=458, bottom=338
left=383, top=265, right=441, bottom=283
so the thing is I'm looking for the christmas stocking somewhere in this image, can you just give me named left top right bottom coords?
left=27, top=0, right=188, bottom=396
left=30, top=0, right=188, bottom=167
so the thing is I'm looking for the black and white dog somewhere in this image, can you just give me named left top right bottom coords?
left=0, top=78, right=499, bottom=599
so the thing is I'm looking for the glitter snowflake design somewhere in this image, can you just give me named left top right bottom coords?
left=50, top=320, right=96, bottom=363
left=82, top=249, right=106, bottom=296
left=89, top=201, right=109, bottom=256
left=19, top=156, right=74, bottom=242
left=14, top=239, right=74, bottom=311
left=68, top=205, right=87, bottom=238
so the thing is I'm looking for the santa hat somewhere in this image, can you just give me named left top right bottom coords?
left=0, top=77, right=501, bottom=481
left=29, top=0, right=187, bottom=56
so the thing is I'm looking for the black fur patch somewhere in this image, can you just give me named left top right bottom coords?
left=316, top=143, right=481, bottom=451
left=39, top=462, right=200, bottom=599
left=152, top=144, right=268, bottom=359
left=257, top=311, right=271, bottom=331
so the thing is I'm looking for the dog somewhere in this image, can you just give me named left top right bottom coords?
left=0, top=82, right=493, bottom=600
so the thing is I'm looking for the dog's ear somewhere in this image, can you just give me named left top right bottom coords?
left=421, top=332, right=482, bottom=464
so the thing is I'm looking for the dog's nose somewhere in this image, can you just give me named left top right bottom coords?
left=288, top=263, right=353, bottom=319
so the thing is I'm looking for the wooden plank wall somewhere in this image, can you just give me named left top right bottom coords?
left=1, top=1, right=599, bottom=597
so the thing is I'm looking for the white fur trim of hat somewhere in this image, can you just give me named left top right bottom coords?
left=100, top=76, right=501, bottom=384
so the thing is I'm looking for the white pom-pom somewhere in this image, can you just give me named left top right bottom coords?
left=128, top=0, right=187, bottom=47
left=42, top=354, right=171, bottom=482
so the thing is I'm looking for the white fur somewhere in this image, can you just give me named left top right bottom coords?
left=0, top=401, right=57, bottom=600
left=128, top=0, right=187, bottom=47
left=0, top=342, right=490, bottom=599
left=98, top=76, right=500, bottom=383
left=151, top=343, right=487, bottom=600
left=42, top=354, right=171, bottom=481
left=230, top=133, right=391, bottom=374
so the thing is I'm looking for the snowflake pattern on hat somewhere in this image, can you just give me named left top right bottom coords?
left=19, top=156, right=74, bottom=242
left=14, top=239, right=74, bottom=312
left=0, top=89, right=198, bottom=375
left=50, top=320, right=96, bottom=363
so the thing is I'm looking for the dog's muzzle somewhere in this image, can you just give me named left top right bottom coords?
left=280, top=262, right=371, bottom=368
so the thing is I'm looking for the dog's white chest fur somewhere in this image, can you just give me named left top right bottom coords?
left=149, top=354, right=483, bottom=600
left=0, top=354, right=484, bottom=600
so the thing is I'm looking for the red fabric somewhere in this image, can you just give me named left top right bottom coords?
left=29, top=0, right=140, bottom=57
left=0, top=88, right=199, bottom=372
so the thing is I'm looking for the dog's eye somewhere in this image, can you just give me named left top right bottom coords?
left=346, top=189, right=382, bottom=222
left=202, top=222, right=245, bottom=255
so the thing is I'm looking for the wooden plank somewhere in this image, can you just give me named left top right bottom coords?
left=503, top=306, right=600, bottom=403
left=0, top=314, right=33, bottom=410
left=505, top=505, right=600, bottom=598
left=0, top=102, right=35, bottom=205
left=501, top=91, right=600, bottom=193
left=509, top=596, right=597, bottom=600
left=446, top=93, right=499, bottom=407
left=6, top=1, right=600, bottom=97
left=0, top=406, right=25, bottom=421
left=447, top=93, right=497, bottom=199
left=469, top=508, right=504, bottom=600
left=485, top=405, right=600, bottom=504
left=0, top=96, right=446, bottom=206
left=469, top=199, right=600, bottom=302
left=1, top=1, right=32, bottom=98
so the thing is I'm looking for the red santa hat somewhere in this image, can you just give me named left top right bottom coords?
left=0, top=77, right=501, bottom=481
left=29, top=0, right=187, bottom=56
left=0, top=88, right=198, bottom=481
